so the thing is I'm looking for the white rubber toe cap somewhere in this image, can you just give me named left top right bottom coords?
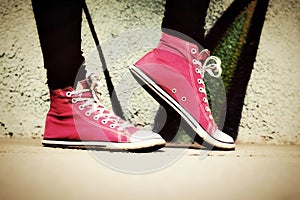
left=212, top=130, right=234, bottom=143
left=130, top=130, right=165, bottom=143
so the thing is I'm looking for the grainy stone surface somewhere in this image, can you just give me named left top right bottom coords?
left=0, top=0, right=48, bottom=138
left=0, top=0, right=299, bottom=144
left=238, top=0, right=300, bottom=144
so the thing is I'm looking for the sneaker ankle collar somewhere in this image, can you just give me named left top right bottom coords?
left=158, top=33, right=202, bottom=62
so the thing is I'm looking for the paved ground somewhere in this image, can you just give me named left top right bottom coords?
left=0, top=138, right=299, bottom=200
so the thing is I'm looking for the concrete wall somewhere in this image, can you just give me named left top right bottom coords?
left=0, top=0, right=299, bottom=144
left=238, top=0, right=300, bottom=144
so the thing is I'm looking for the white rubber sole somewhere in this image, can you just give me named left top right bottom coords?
left=129, top=65, right=235, bottom=150
left=42, top=138, right=166, bottom=151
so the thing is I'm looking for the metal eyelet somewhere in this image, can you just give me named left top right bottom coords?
left=109, top=124, right=115, bottom=128
left=203, top=97, right=208, bottom=103
left=182, top=97, right=187, bottom=102
left=209, top=114, right=213, bottom=120
left=199, top=88, right=205, bottom=93
left=172, top=88, right=177, bottom=94
left=72, top=98, right=77, bottom=103
left=205, top=106, right=210, bottom=112
left=197, top=79, right=204, bottom=85
left=191, top=48, right=197, bottom=54
left=85, top=111, right=91, bottom=116
left=195, top=68, right=200, bottom=74
left=101, top=120, right=107, bottom=124
left=79, top=105, right=84, bottom=110
left=192, top=59, right=198, bottom=64
left=66, top=91, right=72, bottom=97
left=93, top=116, right=99, bottom=121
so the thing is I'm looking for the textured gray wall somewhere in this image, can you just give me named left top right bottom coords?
left=0, top=0, right=299, bottom=144
left=238, top=0, right=300, bottom=144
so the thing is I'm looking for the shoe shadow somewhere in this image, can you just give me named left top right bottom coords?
left=43, top=143, right=165, bottom=153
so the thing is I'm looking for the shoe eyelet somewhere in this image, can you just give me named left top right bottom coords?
left=209, top=114, right=213, bottom=120
left=93, top=115, right=99, bottom=120
left=199, top=87, right=205, bottom=93
left=110, top=124, right=115, bottom=128
left=72, top=98, right=77, bottom=103
left=66, top=91, right=72, bottom=97
left=191, top=48, right=197, bottom=54
left=197, top=79, right=203, bottom=85
left=195, top=68, right=200, bottom=74
left=205, top=106, right=210, bottom=112
left=192, top=59, right=198, bottom=64
left=85, top=111, right=91, bottom=116
left=172, top=88, right=177, bottom=94
left=79, top=105, right=84, bottom=110
left=182, top=97, right=187, bottom=102
left=101, top=120, right=107, bottom=124
left=203, top=97, right=208, bottom=103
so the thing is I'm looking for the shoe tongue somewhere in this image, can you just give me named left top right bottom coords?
left=88, top=74, right=103, bottom=103
left=73, top=80, right=93, bottom=99
left=75, top=73, right=101, bottom=90
left=199, top=49, right=210, bottom=60
left=75, top=79, right=90, bottom=90
left=87, top=73, right=102, bottom=94
left=74, top=73, right=103, bottom=102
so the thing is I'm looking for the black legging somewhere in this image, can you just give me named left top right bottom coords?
left=32, top=0, right=210, bottom=89
left=162, top=0, right=210, bottom=45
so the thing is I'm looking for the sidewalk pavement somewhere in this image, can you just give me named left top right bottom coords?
left=0, top=138, right=299, bottom=200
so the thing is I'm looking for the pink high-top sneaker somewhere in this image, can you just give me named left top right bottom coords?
left=42, top=74, right=166, bottom=152
left=130, top=33, right=235, bottom=149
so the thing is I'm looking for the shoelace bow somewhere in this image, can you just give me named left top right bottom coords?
left=192, top=49, right=222, bottom=78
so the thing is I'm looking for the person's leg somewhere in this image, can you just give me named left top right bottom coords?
left=31, top=0, right=165, bottom=151
left=153, top=0, right=210, bottom=142
left=131, top=0, right=235, bottom=149
left=162, top=0, right=210, bottom=46
left=32, top=0, right=85, bottom=89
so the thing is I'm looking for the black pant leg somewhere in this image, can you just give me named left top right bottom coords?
left=32, top=0, right=85, bottom=89
left=162, top=0, right=210, bottom=46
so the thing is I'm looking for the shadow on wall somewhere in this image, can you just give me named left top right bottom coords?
left=206, top=0, right=270, bottom=140
left=84, top=0, right=270, bottom=143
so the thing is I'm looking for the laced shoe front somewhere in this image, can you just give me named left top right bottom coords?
left=130, top=33, right=235, bottom=149
left=43, top=74, right=166, bottom=151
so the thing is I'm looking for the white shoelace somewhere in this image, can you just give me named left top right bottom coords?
left=191, top=49, right=222, bottom=119
left=192, top=49, right=222, bottom=78
left=67, top=86, right=133, bottom=131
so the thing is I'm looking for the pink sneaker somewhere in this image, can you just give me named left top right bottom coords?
left=130, top=33, right=235, bottom=149
left=42, top=74, right=166, bottom=152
